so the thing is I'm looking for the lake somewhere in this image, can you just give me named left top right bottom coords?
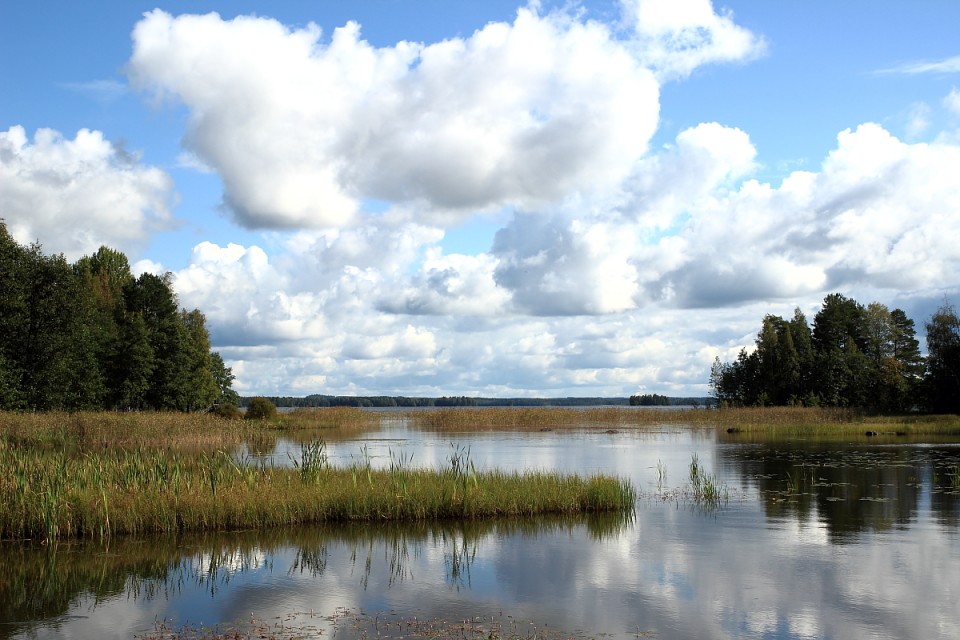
left=3, top=418, right=959, bottom=639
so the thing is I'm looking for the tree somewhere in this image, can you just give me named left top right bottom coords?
left=19, top=248, right=93, bottom=409
left=179, top=309, right=219, bottom=411
left=109, top=313, right=155, bottom=409
left=925, top=302, right=960, bottom=413
left=709, top=356, right=737, bottom=406
left=0, top=222, right=238, bottom=411
left=210, top=352, right=240, bottom=407
left=787, top=308, right=816, bottom=404
left=0, top=224, right=29, bottom=409
left=812, top=294, right=870, bottom=407
left=861, top=304, right=924, bottom=412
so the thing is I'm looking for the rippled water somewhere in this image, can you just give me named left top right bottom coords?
left=4, top=421, right=959, bottom=639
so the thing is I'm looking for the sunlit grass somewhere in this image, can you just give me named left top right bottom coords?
left=712, top=408, right=960, bottom=437
left=405, top=406, right=703, bottom=431
left=404, top=405, right=960, bottom=437
left=0, top=410, right=634, bottom=542
left=0, top=428, right=635, bottom=541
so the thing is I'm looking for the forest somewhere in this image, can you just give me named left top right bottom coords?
left=709, top=293, right=960, bottom=413
left=0, top=222, right=237, bottom=411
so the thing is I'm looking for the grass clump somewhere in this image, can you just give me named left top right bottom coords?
left=687, top=454, right=727, bottom=506
left=0, top=434, right=635, bottom=542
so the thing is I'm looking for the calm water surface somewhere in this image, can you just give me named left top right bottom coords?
left=3, top=420, right=959, bottom=640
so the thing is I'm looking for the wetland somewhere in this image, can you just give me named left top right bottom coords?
left=2, top=408, right=959, bottom=639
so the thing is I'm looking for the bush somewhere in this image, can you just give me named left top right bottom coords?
left=211, top=403, right=243, bottom=420
left=245, top=397, right=277, bottom=420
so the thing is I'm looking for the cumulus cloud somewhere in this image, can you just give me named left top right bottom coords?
left=0, top=126, right=176, bottom=260
left=638, top=123, right=960, bottom=307
left=170, top=118, right=960, bottom=395
left=126, top=7, right=662, bottom=229
left=492, top=214, right=642, bottom=315
left=117, top=2, right=958, bottom=397
left=620, top=0, right=766, bottom=80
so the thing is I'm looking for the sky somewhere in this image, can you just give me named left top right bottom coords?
left=2, top=0, right=960, bottom=399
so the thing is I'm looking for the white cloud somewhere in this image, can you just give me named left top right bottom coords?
left=170, top=119, right=960, bottom=396
left=0, top=125, right=176, bottom=260
left=621, top=0, right=766, bottom=80
left=640, top=123, right=960, bottom=307
left=904, top=102, right=931, bottom=139
left=945, top=87, right=960, bottom=116
left=879, top=54, right=960, bottom=75
left=127, top=7, right=662, bottom=229
left=492, top=214, right=642, bottom=315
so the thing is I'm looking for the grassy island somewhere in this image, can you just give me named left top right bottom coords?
left=0, top=411, right=635, bottom=542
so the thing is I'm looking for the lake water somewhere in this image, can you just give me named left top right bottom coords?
left=3, top=420, right=960, bottom=639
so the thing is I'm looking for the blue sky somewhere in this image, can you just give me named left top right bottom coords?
left=3, top=1, right=960, bottom=397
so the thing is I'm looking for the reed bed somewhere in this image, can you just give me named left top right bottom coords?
left=0, top=440, right=635, bottom=542
left=0, top=411, right=254, bottom=452
left=403, top=405, right=931, bottom=434
left=272, top=407, right=380, bottom=434
left=711, top=407, right=960, bottom=437
left=405, top=407, right=701, bottom=431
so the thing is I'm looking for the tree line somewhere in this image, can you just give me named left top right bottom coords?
left=0, top=222, right=238, bottom=411
left=709, top=293, right=960, bottom=413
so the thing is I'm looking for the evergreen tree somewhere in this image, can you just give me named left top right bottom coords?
left=180, top=309, right=219, bottom=411
left=925, top=302, right=960, bottom=413
left=812, top=294, right=870, bottom=406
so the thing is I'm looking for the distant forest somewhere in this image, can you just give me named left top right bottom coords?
left=0, top=222, right=238, bottom=411
left=243, top=394, right=712, bottom=408
left=710, top=293, right=960, bottom=413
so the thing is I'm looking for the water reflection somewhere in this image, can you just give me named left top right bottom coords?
left=0, top=514, right=632, bottom=640
left=717, top=439, right=960, bottom=540
left=4, top=427, right=960, bottom=640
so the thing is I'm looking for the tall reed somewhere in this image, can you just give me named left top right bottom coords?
left=0, top=439, right=636, bottom=542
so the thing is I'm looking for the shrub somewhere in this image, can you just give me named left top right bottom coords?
left=245, top=397, right=277, bottom=420
left=212, top=403, right=243, bottom=420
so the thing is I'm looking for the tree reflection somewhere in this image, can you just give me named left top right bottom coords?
left=717, top=439, right=960, bottom=540
left=0, top=513, right=631, bottom=637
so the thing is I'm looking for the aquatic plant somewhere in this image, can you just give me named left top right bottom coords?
left=687, top=454, right=727, bottom=506
left=0, top=435, right=636, bottom=542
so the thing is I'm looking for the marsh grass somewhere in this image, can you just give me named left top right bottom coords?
left=407, top=407, right=710, bottom=432
left=271, top=407, right=380, bottom=435
left=784, top=465, right=815, bottom=495
left=405, top=406, right=960, bottom=437
left=687, top=454, right=727, bottom=506
left=0, top=411, right=258, bottom=452
left=0, top=435, right=635, bottom=542
left=713, top=407, right=960, bottom=438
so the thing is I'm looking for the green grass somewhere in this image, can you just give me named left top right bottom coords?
left=0, top=411, right=636, bottom=541
left=687, top=454, right=727, bottom=506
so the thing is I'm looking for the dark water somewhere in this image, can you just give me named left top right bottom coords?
left=3, top=423, right=960, bottom=639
